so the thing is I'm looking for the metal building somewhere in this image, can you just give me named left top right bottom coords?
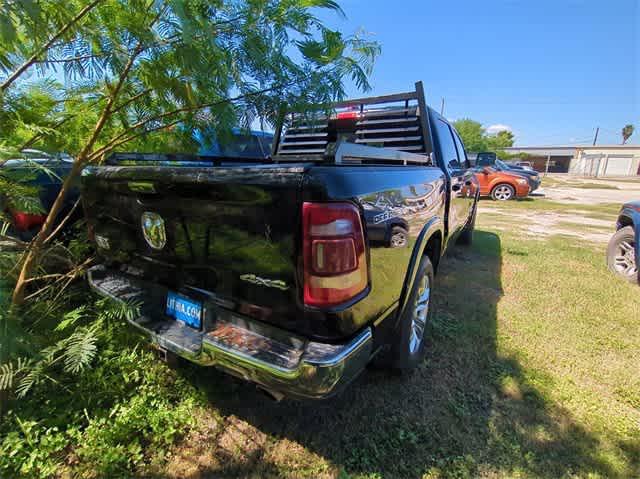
left=502, top=145, right=640, bottom=177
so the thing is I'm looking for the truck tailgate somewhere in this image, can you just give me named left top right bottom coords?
left=82, top=164, right=307, bottom=333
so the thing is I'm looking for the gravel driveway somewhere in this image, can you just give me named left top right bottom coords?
left=538, top=174, right=640, bottom=204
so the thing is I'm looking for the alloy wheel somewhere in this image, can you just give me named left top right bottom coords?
left=614, top=239, right=637, bottom=278
left=409, top=273, right=430, bottom=354
left=493, top=185, right=513, bottom=201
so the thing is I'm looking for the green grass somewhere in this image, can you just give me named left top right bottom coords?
left=481, top=198, right=621, bottom=217
left=2, top=199, right=639, bottom=478
left=570, top=182, right=620, bottom=190
left=540, top=176, right=625, bottom=190
left=152, top=219, right=639, bottom=479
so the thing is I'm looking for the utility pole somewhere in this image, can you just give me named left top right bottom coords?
left=592, top=127, right=599, bottom=146
left=545, top=154, right=551, bottom=177
left=440, top=98, right=445, bottom=116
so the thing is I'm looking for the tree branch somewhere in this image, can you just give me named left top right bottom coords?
left=11, top=42, right=143, bottom=306
left=22, top=256, right=94, bottom=301
left=43, top=198, right=81, bottom=244
left=87, top=77, right=306, bottom=162
left=88, top=118, right=183, bottom=162
left=33, top=53, right=106, bottom=65
left=98, top=78, right=303, bottom=153
left=0, top=0, right=102, bottom=92
left=110, top=88, right=152, bottom=115
left=75, top=44, right=143, bottom=164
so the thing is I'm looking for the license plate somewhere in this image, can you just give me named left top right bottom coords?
left=165, top=291, right=202, bottom=329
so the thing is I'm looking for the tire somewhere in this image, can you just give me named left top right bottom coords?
left=457, top=204, right=476, bottom=246
left=491, top=183, right=515, bottom=201
left=607, top=226, right=638, bottom=283
left=389, top=226, right=408, bottom=248
left=385, top=255, right=435, bottom=370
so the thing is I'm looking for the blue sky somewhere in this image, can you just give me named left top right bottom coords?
left=319, top=0, right=639, bottom=146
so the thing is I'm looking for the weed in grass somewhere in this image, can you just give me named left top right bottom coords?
left=0, top=303, right=205, bottom=478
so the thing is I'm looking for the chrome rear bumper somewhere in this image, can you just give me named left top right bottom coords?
left=87, top=265, right=373, bottom=399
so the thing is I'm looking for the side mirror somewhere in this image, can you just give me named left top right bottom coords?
left=482, top=167, right=491, bottom=175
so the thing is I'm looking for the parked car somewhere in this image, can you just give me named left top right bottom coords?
left=475, top=153, right=541, bottom=192
left=495, top=159, right=541, bottom=192
left=0, top=150, right=80, bottom=240
left=514, top=161, right=534, bottom=171
left=472, top=165, right=530, bottom=200
left=606, top=201, right=639, bottom=283
left=82, top=82, right=481, bottom=400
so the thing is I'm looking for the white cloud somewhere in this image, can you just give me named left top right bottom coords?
left=486, top=124, right=513, bottom=135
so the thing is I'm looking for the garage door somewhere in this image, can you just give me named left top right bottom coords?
left=604, top=156, right=633, bottom=176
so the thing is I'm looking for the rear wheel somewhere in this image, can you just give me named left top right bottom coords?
left=607, top=226, right=637, bottom=283
left=385, top=255, right=434, bottom=370
left=491, top=183, right=515, bottom=201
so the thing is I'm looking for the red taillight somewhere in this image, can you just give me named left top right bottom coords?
left=12, top=212, right=46, bottom=231
left=302, top=202, right=368, bottom=307
left=335, top=110, right=360, bottom=120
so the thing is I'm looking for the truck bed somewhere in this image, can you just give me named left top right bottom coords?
left=82, top=161, right=445, bottom=341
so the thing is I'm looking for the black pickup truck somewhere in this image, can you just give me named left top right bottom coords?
left=83, top=82, right=480, bottom=400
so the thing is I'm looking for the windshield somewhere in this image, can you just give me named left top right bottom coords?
left=196, top=129, right=273, bottom=159
left=495, top=159, right=509, bottom=170
left=218, top=135, right=271, bottom=159
left=476, top=152, right=497, bottom=166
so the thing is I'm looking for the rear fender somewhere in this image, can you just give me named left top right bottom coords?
left=394, top=216, right=444, bottom=327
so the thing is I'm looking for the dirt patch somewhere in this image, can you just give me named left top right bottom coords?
left=539, top=175, right=640, bottom=205
left=163, top=413, right=223, bottom=478
left=541, top=187, right=639, bottom=205
left=478, top=207, right=612, bottom=242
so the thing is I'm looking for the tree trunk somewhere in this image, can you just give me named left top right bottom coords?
left=11, top=160, right=85, bottom=306
left=10, top=42, right=143, bottom=307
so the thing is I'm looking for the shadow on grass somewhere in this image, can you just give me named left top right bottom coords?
left=172, top=230, right=629, bottom=479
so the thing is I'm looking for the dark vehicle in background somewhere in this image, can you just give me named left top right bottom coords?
left=607, top=201, right=639, bottom=283
left=504, top=162, right=529, bottom=171
left=476, top=152, right=541, bottom=192
left=0, top=150, right=80, bottom=240
left=195, top=127, right=273, bottom=159
left=83, top=82, right=480, bottom=400
left=514, top=161, right=534, bottom=170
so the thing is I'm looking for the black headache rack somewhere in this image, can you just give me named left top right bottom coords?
left=272, top=81, right=435, bottom=166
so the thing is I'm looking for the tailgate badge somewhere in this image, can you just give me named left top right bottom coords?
left=141, top=212, right=167, bottom=250
left=240, top=274, right=289, bottom=291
